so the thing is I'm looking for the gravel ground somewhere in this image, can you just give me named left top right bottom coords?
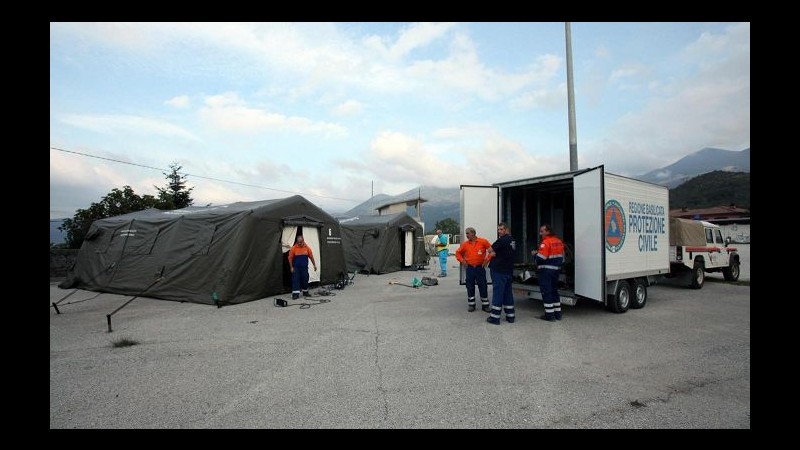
left=50, top=255, right=749, bottom=429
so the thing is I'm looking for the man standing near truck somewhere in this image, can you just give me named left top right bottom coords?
left=485, top=222, right=517, bottom=325
left=534, top=224, right=565, bottom=321
left=455, top=227, right=493, bottom=312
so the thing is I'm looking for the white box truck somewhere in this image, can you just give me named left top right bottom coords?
left=460, top=165, right=670, bottom=313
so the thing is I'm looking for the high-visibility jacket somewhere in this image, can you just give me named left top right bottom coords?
left=435, top=234, right=449, bottom=254
left=535, top=235, right=564, bottom=271
left=288, top=243, right=314, bottom=268
left=455, top=237, right=492, bottom=266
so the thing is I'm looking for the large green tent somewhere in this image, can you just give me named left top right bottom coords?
left=59, top=196, right=347, bottom=305
left=340, top=212, right=426, bottom=274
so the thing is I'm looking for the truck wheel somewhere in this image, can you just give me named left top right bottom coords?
left=608, top=280, right=630, bottom=313
left=690, top=261, right=705, bottom=289
left=722, top=260, right=740, bottom=281
left=630, top=278, right=647, bottom=309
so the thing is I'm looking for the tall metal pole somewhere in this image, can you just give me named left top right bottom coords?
left=565, top=22, right=578, bottom=171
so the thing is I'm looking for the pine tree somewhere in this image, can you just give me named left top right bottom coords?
left=155, top=162, right=194, bottom=210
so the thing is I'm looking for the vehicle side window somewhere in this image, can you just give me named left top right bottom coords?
left=705, top=228, right=714, bottom=244
left=714, top=229, right=724, bottom=245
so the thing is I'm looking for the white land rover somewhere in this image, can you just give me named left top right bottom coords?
left=668, top=218, right=741, bottom=289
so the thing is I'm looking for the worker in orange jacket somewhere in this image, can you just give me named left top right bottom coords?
left=455, top=227, right=493, bottom=312
left=288, top=235, right=317, bottom=299
left=533, top=224, right=565, bottom=321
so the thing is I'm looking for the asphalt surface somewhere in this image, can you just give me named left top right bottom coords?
left=50, top=253, right=750, bottom=429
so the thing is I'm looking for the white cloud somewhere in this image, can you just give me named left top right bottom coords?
left=369, top=130, right=439, bottom=180
left=684, top=22, right=749, bottom=61
left=360, top=22, right=456, bottom=61
left=59, top=114, right=201, bottom=141
left=509, top=83, right=567, bottom=110
left=431, top=124, right=494, bottom=139
left=50, top=147, right=171, bottom=218
left=165, top=95, right=190, bottom=108
left=583, top=23, right=750, bottom=176
left=609, top=64, right=649, bottom=82
left=332, top=100, right=364, bottom=117
left=404, top=35, right=562, bottom=101
left=432, top=127, right=463, bottom=139
left=199, top=92, right=348, bottom=137
left=53, top=22, right=562, bottom=106
left=51, top=22, right=162, bottom=51
left=457, top=136, right=566, bottom=183
left=345, top=129, right=567, bottom=192
left=389, top=22, right=457, bottom=60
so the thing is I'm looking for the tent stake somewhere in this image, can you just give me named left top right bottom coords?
left=107, top=296, right=140, bottom=333
left=105, top=276, right=162, bottom=332
left=51, top=289, right=79, bottom=314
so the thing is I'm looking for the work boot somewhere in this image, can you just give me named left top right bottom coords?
left=438, top=273, right=447, bottom=277
left=538, top=314, right=556, bottom=322
left=506, top=316, right=515, bottom=323
left=302, top=291, right=311, bottom=298
left=292, top=293, right=300, bottom=300
left=468, top=305, right=476, bottom=312
left=481, top=305, right=491, bottom=312
left=486, top=316, right=501, bottom=325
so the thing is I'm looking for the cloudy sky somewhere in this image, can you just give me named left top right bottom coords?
left=50, top=22, right=750, bottom=219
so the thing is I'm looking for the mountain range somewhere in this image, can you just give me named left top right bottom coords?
left=638, top=147, right=750, bottom=188
left=342, top=146, right=750, bottom=232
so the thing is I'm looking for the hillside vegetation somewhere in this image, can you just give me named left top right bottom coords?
left=669, top=171, right=750, bottom=210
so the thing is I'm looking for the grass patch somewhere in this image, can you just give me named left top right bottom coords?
left=111, top=337, right=139, bottom=348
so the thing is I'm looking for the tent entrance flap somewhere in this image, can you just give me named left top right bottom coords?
left=404, top=230, right=413, bottom=266
left=303, top=227, right=321, bottom=282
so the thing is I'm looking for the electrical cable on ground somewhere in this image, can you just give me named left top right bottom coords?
left=273, top=296, right=332, bottom=309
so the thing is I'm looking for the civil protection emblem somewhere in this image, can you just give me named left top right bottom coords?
left=604, top=199, right=626, bottom=253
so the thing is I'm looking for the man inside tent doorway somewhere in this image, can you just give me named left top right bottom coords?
left=288, top=235, right=317, bottom=299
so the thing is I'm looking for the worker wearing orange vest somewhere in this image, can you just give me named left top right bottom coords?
left=455, top=227, right=493, bottom=312
left=288, top=235, right=317, bottom=300
left=533, top=224, right=565, bottom=321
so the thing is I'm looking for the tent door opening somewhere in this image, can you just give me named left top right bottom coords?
left=281, top=226, right=322, bottom=290
left=403, top=230, right=413, bottom=267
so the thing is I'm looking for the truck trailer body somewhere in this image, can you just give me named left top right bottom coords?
left=460, top=165, right=670, bottom=313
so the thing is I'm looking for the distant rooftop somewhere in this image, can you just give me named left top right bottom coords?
left=670, top=205, right=749, bottom=222
left=374, top=197, right=428, bottom=217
